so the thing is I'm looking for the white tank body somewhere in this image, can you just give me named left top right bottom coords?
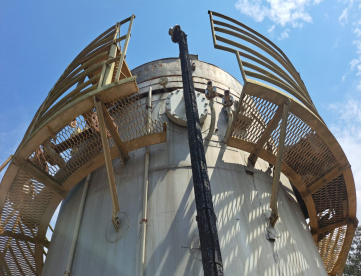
left=42, top=58, right=327, bottom=276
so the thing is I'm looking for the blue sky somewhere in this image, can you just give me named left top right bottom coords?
left=0, top=0, right=360, bottom=225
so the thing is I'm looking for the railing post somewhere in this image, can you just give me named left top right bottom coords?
left=94, top=96, right=121, bottom=231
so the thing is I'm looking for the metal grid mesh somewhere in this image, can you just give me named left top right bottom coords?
left=317, top=225, right=347, bottom=273
left=29, top=92, right=163, bottom=184
left=0, top=169, right=53, bottom=275
left=0, top=17, right=159, bottom=276
left=312, top=175, right=349, bottom=229
left=33, top=111, right=103, bottom=184
left=232, top=94, right=277, bottom=143
left=0, top=92, right=164, bottom=275
left=5, top=170, right=54, bottom=231
left=6, top=238, right=36, bottom=276
left=209, top=11, right=355, bottom=273
left=107, top=93, right=163, bottom=143
left=282, top=113, right=338, bottom=187
left=230, top=95, right=351, bottom=273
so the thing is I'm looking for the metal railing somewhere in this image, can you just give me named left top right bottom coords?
left=209, top=10, right=357, bottom=275
left=0, top=15, right=166, bottom=276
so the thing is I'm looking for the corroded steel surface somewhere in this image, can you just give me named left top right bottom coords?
left=171, top=25, right=223, bottom=275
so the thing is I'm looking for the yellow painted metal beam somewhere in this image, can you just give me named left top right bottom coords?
left=94, top=96, right=120, bottom=230
left=248, top=105, right=283, bottom=165
left=270, top=100, right=290, bottom=226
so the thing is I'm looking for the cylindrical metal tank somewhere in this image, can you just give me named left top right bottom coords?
left=42, top=58, right=327, bottom=275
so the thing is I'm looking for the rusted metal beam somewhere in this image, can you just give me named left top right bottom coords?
left=100, top=101, right=129, bottom=164
left=269, top=100, right=290, bottom=226
left=13, top=157, right=67, bottom=198
left=302, top=162, right=350, bottom=197
left=248, top=105, right=283, bottom=166
left=93, top=96, right=120, bottom=231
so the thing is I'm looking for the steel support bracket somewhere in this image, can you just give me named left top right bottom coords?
left=269, top=100, right=290, bottom=227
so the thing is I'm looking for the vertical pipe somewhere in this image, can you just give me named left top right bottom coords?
left=64, top=173, right=91, bottom=276
left=138, top=87, right=152, bottom=276
left=169, top=25, right=224, bottom=276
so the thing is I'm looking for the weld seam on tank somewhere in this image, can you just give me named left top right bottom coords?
left=64, top=173, right=91, bottom=276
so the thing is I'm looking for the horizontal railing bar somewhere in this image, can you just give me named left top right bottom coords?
left=41, top=73, right=101, bottom=121
left=41, top=62, right=105, bottom=114
left=242, top=61, right=305, bottom=96
left=210, top=11, right=298, bottom=73
left=214, top=26, right=310, bottom=97
left=216, top=35, right=313, bottom=104
left=244, top=70, right=308, bottom=105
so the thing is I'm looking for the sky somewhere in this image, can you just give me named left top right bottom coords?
left=0, top=0, right=360, bottom=229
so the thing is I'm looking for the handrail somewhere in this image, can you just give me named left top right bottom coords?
left=208, top=10, right=357, bottom=275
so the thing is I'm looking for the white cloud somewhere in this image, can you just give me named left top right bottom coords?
left=354, top=28, right=361, bottom=37
left=339, top=0, right=361, bottom=27
left=342, top=75, right=346, bottom=81
left=268, top=24, right=276, bottom=33
left=339, top=8, right=348, bottom=26
left=235, top=0, right=322, bottom=27
left=353, top=39, right=361, bottom=53
left=235, top=0, right=323, bottom=40
left=278, top=28, right=290, bottom=40
left=350, top=58, right=361, bottom=70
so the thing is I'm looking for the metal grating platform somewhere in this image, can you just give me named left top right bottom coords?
left=209, top=10, right=358, bottom=275
left=0, top=16, right=166, bottom=276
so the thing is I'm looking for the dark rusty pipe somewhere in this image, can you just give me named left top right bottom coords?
left=169, top=25, right=224, bottom=276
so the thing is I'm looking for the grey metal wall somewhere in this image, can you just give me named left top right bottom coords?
left=42, top=59, right=327, bottom=276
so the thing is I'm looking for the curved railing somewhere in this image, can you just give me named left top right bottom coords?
left=0, top=16, right=167, bottom=275
left=209, top=11, right=358, bottom=275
